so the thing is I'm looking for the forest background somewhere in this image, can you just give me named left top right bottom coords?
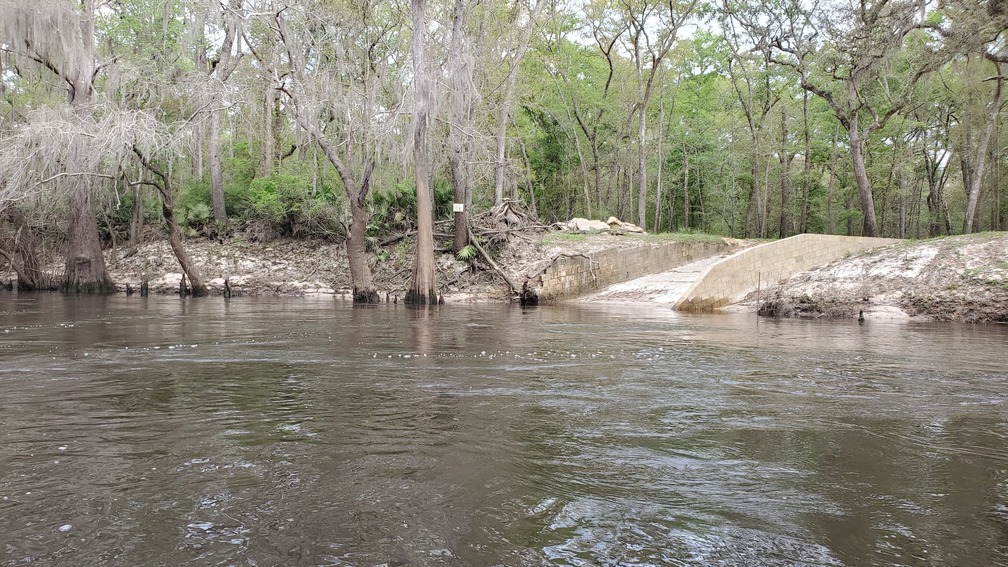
left=1, top=0, right=1006, bottom=301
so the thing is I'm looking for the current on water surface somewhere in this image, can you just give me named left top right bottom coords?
left=1, top=295, right=1006, bottom=566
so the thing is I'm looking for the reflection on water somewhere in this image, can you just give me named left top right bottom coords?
left=1, top=295, right=1007, bottom=566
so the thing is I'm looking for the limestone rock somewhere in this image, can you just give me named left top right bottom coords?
left=568, top=217, right=610, bottom=231
left=605, top=216, right=647, bottom=234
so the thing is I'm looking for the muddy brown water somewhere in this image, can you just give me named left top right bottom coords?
left=1, top=295, right=1007, bottom=566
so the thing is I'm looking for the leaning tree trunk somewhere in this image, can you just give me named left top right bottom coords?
left=1, top=207, right=48, bottom=291
left=284, top=100, right=380, bottom=303
left=348, top=195, right=378, bottom=302
left=849, top=133, right=879, bottom=237
left=134, top=148, right=208, bottom=296
left=406, top=0, right=437, bottom=305
left=162, top=194, right=208, bottom=297
left=964, top=69, right=1004, bottom=234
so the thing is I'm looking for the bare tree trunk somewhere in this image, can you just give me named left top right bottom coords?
left=163, top=196, right=208, bottom=297
left=654, top=98, right=665, bottom=233
left=59, top=1, right=115, bottom=293
left=636, top=100, right=648, bottom=228
left=566, top=107, right=592, bottom=218
left=450, top=154, right=470, bottom=253
left=744, top=150, right=761, bottom=237
left=995, top=122, right=1005, bottom=231
left=62, top=148, right=113, bottom=293
left=261, top=88, right=275, bottom=177
left=964, top=67, right=1004, bottom=234
left=923, top=146, right=951, bottom=237
left=492, top=0, right=544, bottom=207
left=62, top=183, right=116, bottom=293
left=192, top=122, right=204, bottom=179
left=897, top=171, right=909, bottom=238
left=200, top=0, right=244, bottom=224
left=407, top=0, right=437, bottom=304
left=827, top=127, right=838, bottom=234
left=208, top=108, right=227, bottom=223
left=593, top=143, right=604, bottom=211
left=129, top=184, right=144, bottom=246
left=799, top=91, right=811, bottom=233
left=493, top=118, right=509, bottom=207
left=449, top=0, right=473, bottom=254
left=514, top=131, right=537, bottom=214
left=778, top=155, right=795, bottom=237
left=761, top=146, right=770, bottom=237
left=261, top=89, right=274, bottom=177
left=779, top=108, right=794, bottom=238
left=682, top=147, right=690, bottom=230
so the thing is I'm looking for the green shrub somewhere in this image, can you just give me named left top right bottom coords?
left=433, top=178, right=454, bottom=220
left=181, top=202, right=212, bottom=236
left=177, top=180, right=211, bottom=212
left=369, top=182, right=417, bottom=237
left=368, top=178, right=455, bottom=238
left=246, top=174, right=345, bottom=239
left=226, top=142, right=256, bottom=189
left=225, top=182, right=253, bottom=217
left=175, top=180, right=215, bottom=234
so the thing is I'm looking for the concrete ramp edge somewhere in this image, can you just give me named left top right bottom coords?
left=673, top=234, right=901, bottom=312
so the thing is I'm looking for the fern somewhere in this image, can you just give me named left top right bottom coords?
left=456, top=244, right=477, bottom=263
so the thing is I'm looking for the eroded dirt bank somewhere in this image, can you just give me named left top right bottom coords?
left=3, top=230, right=681, bottom=301
left=749, top=233, right=1008, bottom=323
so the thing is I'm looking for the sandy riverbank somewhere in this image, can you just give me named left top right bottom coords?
left=6, top=232, right=1006, bottom=323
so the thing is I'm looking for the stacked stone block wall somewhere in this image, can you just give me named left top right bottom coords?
left=537, top=240, right=734, bottom=302
left=674, top=234, right=901, bottom=311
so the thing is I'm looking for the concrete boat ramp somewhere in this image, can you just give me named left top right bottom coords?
left=573, top=234, right=901, bottom=310
left=578, top=254, right=727, bottom=305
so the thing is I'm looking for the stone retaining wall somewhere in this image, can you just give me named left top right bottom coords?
left=535, top=239, right=735, bottom=302
left=674, top=234, right=901, bottom=311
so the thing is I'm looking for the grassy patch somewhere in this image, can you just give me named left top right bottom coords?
left=643, top=231, right=726, bottom=243
left=537, top=230, right=724, bottom=246
left=962, top=266, right=1008, bottom=290
left=538, top=232, right=591, bottom=245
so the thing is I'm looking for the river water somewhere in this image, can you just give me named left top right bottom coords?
left=1, top=295, right=1007, bottom=566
